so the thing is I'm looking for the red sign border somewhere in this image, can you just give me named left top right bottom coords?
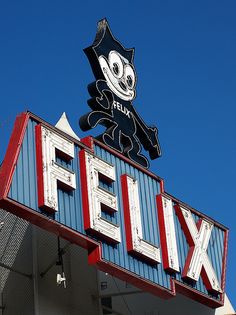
left=0, top=111, right=228, bottom=308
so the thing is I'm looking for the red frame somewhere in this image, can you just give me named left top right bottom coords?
left=175, top=204, right=226, bottom=295
left=35, top=123, right=75, bottom=212
left=0, top=111, right=228, bottom=308
left=121, top=174, right=159, bottom=264
left=79, top=149, right=91, bottom=231
left=35, top=124, right=46, bottom=210
left=79, top=149, right=120, bottom=244
left=121, top=174, right=133, bottom=253
left=156, top=194, right=176, bottom=273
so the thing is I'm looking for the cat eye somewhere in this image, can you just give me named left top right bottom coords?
left=109, top=51, right=124, bottom=79
left=113, top=62, right=120, bottom=76
left=125, top=65, right=136, bottom=90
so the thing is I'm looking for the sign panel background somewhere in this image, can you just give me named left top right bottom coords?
left=0, top=112, right=228, bottom=308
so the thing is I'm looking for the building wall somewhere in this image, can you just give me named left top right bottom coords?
left=36, top=228, right=101, bottom=315
left=0, top=212, right=101, bottom=315
left=99, top=271, right=235, bottom=315
left=0, top=209, right=234, bottom=315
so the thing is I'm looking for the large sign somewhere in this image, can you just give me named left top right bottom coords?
left=79, top=19, right=161, bottom=169
left=0, top=112, right=228, bottom=308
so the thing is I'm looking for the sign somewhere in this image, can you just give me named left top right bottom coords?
left=0, top=112, right=228, bottom=308
left=79, top=19, right=161, bottom=169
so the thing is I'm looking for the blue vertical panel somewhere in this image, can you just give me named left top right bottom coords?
left=9, top=119, right=38, bottom=208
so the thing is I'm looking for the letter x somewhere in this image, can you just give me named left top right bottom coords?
left=175, top=205, right=222, bottom=294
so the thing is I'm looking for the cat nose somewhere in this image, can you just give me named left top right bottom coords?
left=119, top=80, right=127, bottom=91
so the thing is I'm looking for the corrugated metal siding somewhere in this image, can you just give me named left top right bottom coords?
left=9, top=119, right=38, bottom=210
left=8, top=117, right=225, bottom=298
left=94, top=144, right=171, bottom=289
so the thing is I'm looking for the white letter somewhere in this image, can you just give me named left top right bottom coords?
left=156, top=195, right=180, bottom=272
left=35, top=124, right=76, bottom=212
left=121, top=174, right=161, bottom=264
left=79, top=150, right=120, bottom=243
left=175, top=205, right=222, bottom=293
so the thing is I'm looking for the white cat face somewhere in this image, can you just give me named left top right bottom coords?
left=99, top=50, right=136, bottom=101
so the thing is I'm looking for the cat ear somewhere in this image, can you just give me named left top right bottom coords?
left=84, top=18, right=134, bottom=80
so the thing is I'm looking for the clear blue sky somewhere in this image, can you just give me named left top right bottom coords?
left=0, top=0, right=235, bottom=308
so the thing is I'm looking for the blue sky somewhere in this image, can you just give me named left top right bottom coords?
left=0, top=0, right=235, bottom=308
